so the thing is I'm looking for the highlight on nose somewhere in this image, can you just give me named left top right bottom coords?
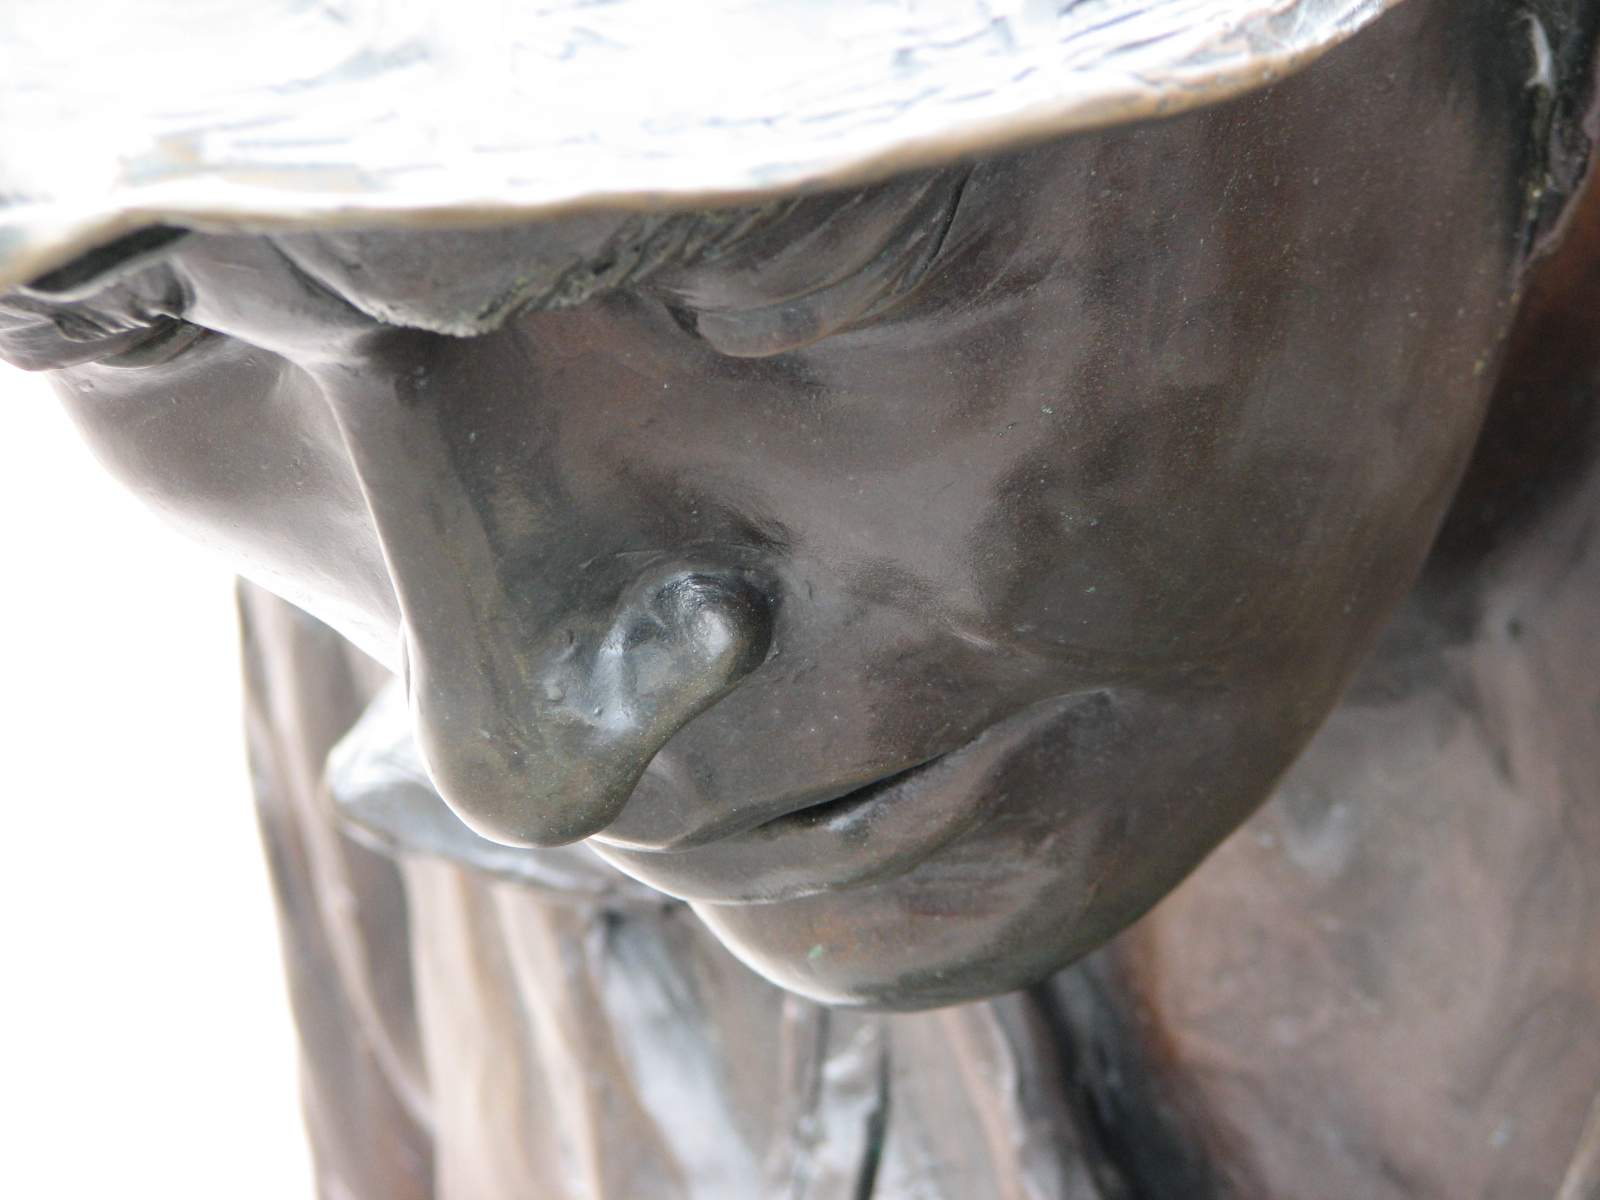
left=412, top=559, right=774, bottom=848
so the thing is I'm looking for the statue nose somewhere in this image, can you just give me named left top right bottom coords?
left=303, top=332, right=775, bottom=847
left=410, top=559, right=774, bottom=847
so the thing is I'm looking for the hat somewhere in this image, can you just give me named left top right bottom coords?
left=0, top=0, right=1399, bottom=291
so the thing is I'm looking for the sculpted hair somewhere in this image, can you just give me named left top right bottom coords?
left=0, top=164, right=970, bottom=372
left=272, top=164, right=971, bottom=355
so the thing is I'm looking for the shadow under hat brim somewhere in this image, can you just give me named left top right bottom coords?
left=0, top=0, right=1401, bottom=292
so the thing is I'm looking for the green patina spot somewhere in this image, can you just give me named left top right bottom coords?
left=807, top=943, right=825, bottom=961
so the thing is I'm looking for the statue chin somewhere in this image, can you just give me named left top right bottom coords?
left=679, top=675, right=1333, bottom=1009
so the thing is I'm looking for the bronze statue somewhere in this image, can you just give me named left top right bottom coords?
left=5, top=0, right=1600, bottom=1194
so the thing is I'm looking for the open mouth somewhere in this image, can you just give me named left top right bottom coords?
left=750, top=755, right=948, bottom=835
left=589, top=692, right=1089, bottom=905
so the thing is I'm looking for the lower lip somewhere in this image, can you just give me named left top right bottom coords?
left=588, top=692, right=1090, bottom=904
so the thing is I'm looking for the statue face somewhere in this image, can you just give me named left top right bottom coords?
left=21, top=4, right=1533, bottom=1005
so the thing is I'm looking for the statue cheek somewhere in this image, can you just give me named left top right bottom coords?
left=46, top=344, right=402, bottom=665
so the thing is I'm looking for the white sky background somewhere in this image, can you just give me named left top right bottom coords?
left=0, top=362, right=315, bottom=1198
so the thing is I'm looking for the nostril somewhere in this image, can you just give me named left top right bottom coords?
left=412, top=558, right=775, bottom=849
left=608, top=570, right=773, bottom=702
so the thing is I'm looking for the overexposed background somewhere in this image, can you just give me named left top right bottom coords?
left=0, top=363, right=315, bottom=1198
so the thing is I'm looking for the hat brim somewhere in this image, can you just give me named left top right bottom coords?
left=0, top=0, right=1400, bottom=291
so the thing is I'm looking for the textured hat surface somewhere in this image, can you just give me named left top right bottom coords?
left=0, top=0, right=1401, bottom=289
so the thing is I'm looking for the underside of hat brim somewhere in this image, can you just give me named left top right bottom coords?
left=0, top=0, right=1402, bottom=292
